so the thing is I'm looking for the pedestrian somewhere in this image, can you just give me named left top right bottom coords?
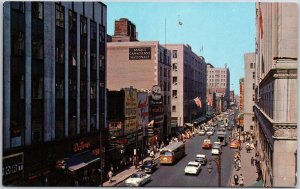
left=239, top=174, right=244, bottom=187
left=233, top=174, right=239, bottom=185
left=251, top=157, right=254, bottom=166
left=108, top=170, right=113, bottom=183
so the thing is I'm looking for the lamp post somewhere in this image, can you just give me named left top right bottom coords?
left=207, top=154, right=221, bottom=187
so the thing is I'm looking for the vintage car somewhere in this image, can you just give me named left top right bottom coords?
left=195, top=154, right=207, bottom=165
left=202, top=139, right=212, bottom=149
left=230, top=140, right=241, bottom=149
left=198, top=130, right=206, bottom=136
left=125, top=171, right=151, bottom=187
left=211, top=142, right=222, bottom=155
left=140, top=160, right=158, bottom=173
left=184, top=161, right=201, bottom=175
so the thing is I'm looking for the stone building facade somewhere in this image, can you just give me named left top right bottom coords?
left=243, top=53, right=255, bottom=131
left=165, top=44, right=207, bottom=128
left=254, top=2, right=297, bottom=187
left=3, top=2, right=108, bottom=186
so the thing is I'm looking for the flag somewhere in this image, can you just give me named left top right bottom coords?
left=194, top=97, right=202, bottom=108
left=178, top=20, right=183, bottom=26
left=259, top=7, right=263, bottom=39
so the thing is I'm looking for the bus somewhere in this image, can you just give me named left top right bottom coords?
left=159, top=142, right=185, bottom=165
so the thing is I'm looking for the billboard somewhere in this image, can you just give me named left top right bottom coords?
left=137, top=92, right=149, bottom=136
left=124, top=87, right=137, bottom=135
left=129, top=47, right=151, bottom=60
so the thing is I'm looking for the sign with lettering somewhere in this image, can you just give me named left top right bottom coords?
left=73, top=141, right=91, bottom=153
left=3, top=153, right=24, bottom=185
left=124, top=87, right=137, bottom=135
left=137, top=92, right=149, bottom=135
left=129, top=47, right=151, bottom=60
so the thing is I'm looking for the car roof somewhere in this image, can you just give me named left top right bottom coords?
left=214, top=142, right=221, bottom=144
left=188, top=161, right=200, bottom=166
left=196, top=154, right=206, bottom=158
left=204, top=139, right=211, bottom=142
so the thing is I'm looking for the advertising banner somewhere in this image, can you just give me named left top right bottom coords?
left=129, top=47, right=151, bottom=60
left=137, top=92, right=149, bottom=136
left=124, top=87, right=137, bottom=135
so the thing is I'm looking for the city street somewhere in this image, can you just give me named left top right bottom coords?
left=118, top=118, right=236, bottom=187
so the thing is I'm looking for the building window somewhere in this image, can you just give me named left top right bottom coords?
left=32, top=37, right=43, bottom=60
left=172, top=105, right=176, bottom=112
left=164, top=68, right=167, bottom=77
left=56, top=79, right=64, bottom=99
left=253, top=83, right=255, bottom=90
left=56, top=43, right=64, bottom=64
left=11, top=2, right=24, bottom=13
left=90, top=21, right=97, bottom=40
left=173, top=77, right=177, bottom=85
left=250, top=63, right=255, bottom=69
left=168, top=96, right=170, bottom=104
left=20, top=75, right=25, bottom=99
left=99, top=55, right=105, bottom=71
left=252, top=116, right=255, bottom=121
left=90, top=82, right=96, bottom=99
left=12, top=31, right=25, bottom=56
left=253, top=72, right=255, bottom=79
left=91, top=53, right=96, bottom=70
left=55, top=4, right=64, bottom=28
left=81, top=49, right=87, bottom=68
left=70, top=47, right=76, bottom=66
left=172, top=50, right=177, bottom=58
left=160, top=67, right=162, bottom=77
left=69, top=11, right=76, bottom=33
left=172, top=90, right=177, bottom=98
left=32, top=2, right=43, bottom=20
left=172, top=63, right=177, bottom=72
left=32, top=77, right=43, bottom=99
left=80, top=16, right=87, bottom=36
left=99, top=25, right=105, bottom=44
left=168, top=69, right=170, bottom=78
left=69, top=79, right=76, bottom=99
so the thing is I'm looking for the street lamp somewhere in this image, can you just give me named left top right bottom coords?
left=206, top=155, right=221, bottom=187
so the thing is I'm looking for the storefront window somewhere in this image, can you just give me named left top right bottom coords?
left=55, top=4, right=64, bottom=28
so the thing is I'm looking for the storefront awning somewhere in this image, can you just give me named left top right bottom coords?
left=66, top=151, right=100, bottom=172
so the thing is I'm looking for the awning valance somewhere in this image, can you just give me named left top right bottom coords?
left=65, top=151, right=100, bottom=172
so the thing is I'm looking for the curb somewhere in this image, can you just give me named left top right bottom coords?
left=111, top=156, right=160, bottom=186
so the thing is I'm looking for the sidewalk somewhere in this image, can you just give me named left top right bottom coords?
left=103, top=153, right=160, bottom=187
left=228, top=142, right=259, bottom=187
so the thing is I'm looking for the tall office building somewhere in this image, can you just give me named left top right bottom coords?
left=254, top=2, right=297, bottom=187
left=207, top=63, right=230, bottom=112
left=3, top=2, right=107, bottom=185
left=243, top=53, right=255, bottom=132
left=165, top=44, right=207, bottom=129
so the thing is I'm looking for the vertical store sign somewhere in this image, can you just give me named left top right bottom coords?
left=124, top=87, right=137, bottom=135
left=137, top=92, right=149, bottom=136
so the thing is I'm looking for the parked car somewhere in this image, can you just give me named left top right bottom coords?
left=198, top=130, right=206, bottom=136
left=195, top=154, right=207, bottom=165
left=230, top=140, right=240, bottom=149
left=140, top=160, right=157, bottom=173
left=202, top=139, right=212, bottom=149
left=184, top=161, right=201, bottom=175
left=211, top=142, right=222, bottom=155
left=125, top=171, right=151, bottom=187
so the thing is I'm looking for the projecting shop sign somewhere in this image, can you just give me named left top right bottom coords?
left=129, top=47, right=151, bottom=60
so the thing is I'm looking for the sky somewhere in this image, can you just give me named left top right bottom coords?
left=105, top=2, right=256, bottom=94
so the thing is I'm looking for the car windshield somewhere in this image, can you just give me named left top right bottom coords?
left=144, top=161, right=153, bottom=166
left=188, top=164, right=198, bottom=167
left=131, top=173, right=142, bottom=178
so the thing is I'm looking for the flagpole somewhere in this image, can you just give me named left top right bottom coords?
left=165, top=17, right=167, bottom=48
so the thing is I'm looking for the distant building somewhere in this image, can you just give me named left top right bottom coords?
left=165, top=44, right=207, bottom=129
left=254, top=3, right=297, bottom=187
left=3, top=2, right=107, bottom=186
left=230, top=90, right=235, bottom=103
left=112, top=18, right=138, bottom=42
left=243, top=53, right=255, bottom=132
left=207, top=63, right=230, bottom=112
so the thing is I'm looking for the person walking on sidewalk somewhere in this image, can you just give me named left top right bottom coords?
left=233, top=174, right=239, bottom=186
left=239, top=174, right=244, bottom=187
left=108, top=170, right=113, bottom=183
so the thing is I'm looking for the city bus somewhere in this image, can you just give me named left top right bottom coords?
left=159, top=141, right=185, bottom=165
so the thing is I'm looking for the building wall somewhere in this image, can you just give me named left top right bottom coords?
left=244, top=53, right=255, bottom=131
left=107, top=41, right=171, bottom=138
left=166, top=44, right=207, bottom=126
left=254, top=2, right=297, bottom=187
left=3, top=2, right=107, bottom=184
